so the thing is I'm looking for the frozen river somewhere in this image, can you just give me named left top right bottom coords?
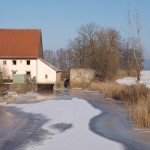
left=0, top=90, right=150, bottom=150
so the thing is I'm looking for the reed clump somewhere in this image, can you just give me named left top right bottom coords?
left=90, top=81, right=150, bottom=128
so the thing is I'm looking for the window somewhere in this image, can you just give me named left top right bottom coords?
left=26, top=71, right=31, bottom=76
left=12, top=60, right=17, bottom=65
left=3, top=61, right=6, bottom=65
left=27, top=60, right=30, bottom=65
left=45, top=75, right=48, bottom=79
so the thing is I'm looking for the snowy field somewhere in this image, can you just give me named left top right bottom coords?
left=7, top=98, right=124, bottom=150
left=116, top=70, right=150, bottom=88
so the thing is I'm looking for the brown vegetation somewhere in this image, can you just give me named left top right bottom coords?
left=89, top=81, right=150, bottom=129
left=127, top=99, right=150, bottom=128
left=70, top=81, right=89, bottom=89
left=0, top=65, right=10, bottom=96
left=89, top=82, right=124, bottom=98
left=8, top=84, right=37, bottom=94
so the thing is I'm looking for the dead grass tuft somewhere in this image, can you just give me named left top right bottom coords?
left=70, top=81, right=90, bottom=89
left=127, top=99, right=150, bottom=128
left=89, top=81, right=124, bottom=99
left=117, top=84, right=149, bottom=103
left=90, top=81, right=150, bottom=129
left=126, top=69, right=138, bottom=77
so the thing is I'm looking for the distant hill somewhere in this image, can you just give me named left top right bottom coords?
left=144, top=59, right=150, bottom=70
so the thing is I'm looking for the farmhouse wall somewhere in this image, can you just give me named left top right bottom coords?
left=36, top=59, right=56, bottom=84
left=0, top=59, right=37, bottom=78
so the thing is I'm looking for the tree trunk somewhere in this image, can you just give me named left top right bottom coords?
left=137, top=69, right=140, bottom=82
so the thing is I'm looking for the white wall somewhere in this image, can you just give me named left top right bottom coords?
left=0, top=59, right=57, bottom=84
left=0, top=59, right=37, bottom=78
left=36, top=59, right=56, bottom=84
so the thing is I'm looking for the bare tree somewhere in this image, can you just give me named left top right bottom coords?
left=119, top=39, right=142, bottom=75
left=56, top=48, right=67, bottom=70
left=78, top=22, right=98, bottom=54
left=69, top=22, right=98, bottom=68
left=127, top=0, right=143, bottom=81
left=96, top=28, right=120, bottom=80
left=65, top=48, right=74, bottom=69
left=69, top=37, right=86, bottom=68
left=44, top=50, right=57, bottom=67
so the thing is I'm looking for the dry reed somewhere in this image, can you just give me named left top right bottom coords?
left=90, top=81, right=150, bottom=129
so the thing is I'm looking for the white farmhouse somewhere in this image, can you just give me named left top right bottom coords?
left=0, top=29, right=61, bottom=87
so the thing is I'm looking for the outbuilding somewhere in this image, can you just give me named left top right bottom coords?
left=70, top=68, right=95, bottom=87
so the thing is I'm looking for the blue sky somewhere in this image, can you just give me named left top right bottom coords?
left=0, top=0, right=150, bottom=58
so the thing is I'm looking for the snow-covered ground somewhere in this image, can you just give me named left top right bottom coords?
left=116, top=70, right=150, bottom=88
left=7, top=98, right=124, bottom=150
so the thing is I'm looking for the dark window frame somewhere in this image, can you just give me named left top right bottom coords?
left=27, top=60, right=30, bottom=65
left=12, top=60, right=17, bottom=65
left=26, top=71, right=31, bottom=76
left=45, top=74, right=48, bottom=79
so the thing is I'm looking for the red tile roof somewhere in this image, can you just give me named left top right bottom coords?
left=0, top=29, right=44, bottom=59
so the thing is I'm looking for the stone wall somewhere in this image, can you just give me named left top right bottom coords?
left=70, top=68, right=95, bottom=88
